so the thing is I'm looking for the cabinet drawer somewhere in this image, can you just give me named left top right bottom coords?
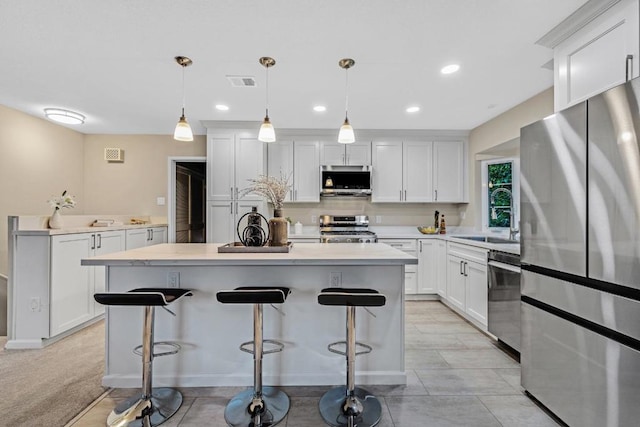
left=447, top=242, right=488, bottom=264
left=380, top=239, right=417, bottom=253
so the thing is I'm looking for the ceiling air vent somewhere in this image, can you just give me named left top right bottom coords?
left=226, top=75, right=257, bottom=87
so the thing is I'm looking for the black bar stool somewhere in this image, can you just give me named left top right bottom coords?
left=94, top=287, right=192, bottom=427
left=216, top=286, right=291, bottom=427
left=317, top=287, right=387, bottom=427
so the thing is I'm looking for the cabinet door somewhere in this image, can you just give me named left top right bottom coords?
left=465, top=260, right=488, bottom=326
left=321, top=143, right=346, bottom=165
left=207, top=201, right=235, bottom=243
left=372, top=141, right=403, bottom=202
left=93, top=231, right=125, bottom=315
left=126, top=228, right=149, bottom=250
left=446, top=254, right=465, bottom=311
left=148, top=227, right=167, bottom=245
left=207, top=135, right=235, bottom=200
left=405, top=265, right=418, bottom=295
left=436, top=240, right=448, bottom=297
left=293, top=140, right=320, bottom=202
left=554, top=0, right=639, bottom=110
left=433, top=141, right=465, bottom=202
left=403, top=141, right=433, bottom=202
left=346, top=142, right=371, bottom=165
left=235, top=136, right=265, bottom=200
left=267, top=140, right=294, bottom=202
left=50, top=234, right=94, bottom=336
left=418, top=240, right=437, bottom=294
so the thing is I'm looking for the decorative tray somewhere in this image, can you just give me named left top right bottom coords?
left=217, top=242, right=293, bottom=253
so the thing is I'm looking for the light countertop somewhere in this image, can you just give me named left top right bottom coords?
left=13, top=223, right=168, bottom=236
left=82, top=242, right=419, bottom=267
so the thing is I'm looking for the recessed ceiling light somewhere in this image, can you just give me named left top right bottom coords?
left=215, top=104, right=229, bottom=111
left=313, top=105, right=326, bottom=112
left=44, top=108, right=85, bottom=124
left=406, top=106, right=420, bottom=113
left=441, top=64, right=460, bottom=75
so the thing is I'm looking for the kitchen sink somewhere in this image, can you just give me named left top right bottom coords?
left=452, top=235, right=519, bottom=244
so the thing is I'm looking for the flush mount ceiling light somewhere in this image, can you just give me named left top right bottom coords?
left=258, top=56, right=276, bottom=143
left=173, top=56, right=193, bottom=142
left=338, top=58, right=355, bottom=144
left=441, top=64, right=460, bottom=75
left=215, top=104, right=229, bottom=111
left=313, top=105, right=327, bottom=112
left=406, top=106, right=421, bottom=113
left=44, top=108, right=85, bottom=125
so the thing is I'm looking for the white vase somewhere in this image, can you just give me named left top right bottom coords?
left=49, top=209, right=63, bottom=229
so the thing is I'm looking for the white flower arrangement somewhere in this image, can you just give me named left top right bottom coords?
left=48, top=190, right=76, bottom=211
left=239, top=173, right=291, bottom=210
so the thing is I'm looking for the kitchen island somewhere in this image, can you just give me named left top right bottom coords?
left=82, top=242, right=417, bottom=388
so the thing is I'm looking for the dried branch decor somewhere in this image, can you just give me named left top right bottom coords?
left=239, top=173, right=292, bottom=210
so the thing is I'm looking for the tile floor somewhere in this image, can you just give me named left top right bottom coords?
left=67, top=301, right=561, bottom=426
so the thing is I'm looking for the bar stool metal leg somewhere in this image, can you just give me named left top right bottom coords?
left=224, top=303, right=290, bottom=427
left=106, top=306, right=183, bottom=427
left=319, top=306, right=382, bottom=427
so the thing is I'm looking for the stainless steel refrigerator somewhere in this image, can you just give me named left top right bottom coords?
left=520, top=78, right=640, bottom=426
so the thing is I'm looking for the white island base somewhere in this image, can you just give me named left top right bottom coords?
left=83, top=243, right=416, bottom=388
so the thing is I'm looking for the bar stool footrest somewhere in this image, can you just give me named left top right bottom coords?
left=133, top=341, right=181, bottom=357
left=327, top=340, right=373, bottom=356
left=240, top=339, right=285, bottom=355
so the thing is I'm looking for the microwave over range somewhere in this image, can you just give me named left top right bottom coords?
left=320, top=165, right=372, bottom=197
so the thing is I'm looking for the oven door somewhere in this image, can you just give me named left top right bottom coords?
left=488, top=260, right=522, bottom=352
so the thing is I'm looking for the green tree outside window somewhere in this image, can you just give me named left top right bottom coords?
left=488, top=162, right=512, bottom=228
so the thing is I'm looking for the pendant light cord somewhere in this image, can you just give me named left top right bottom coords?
left=181, top=64, right=186, bottom=116
left=344, top=67, right=349, bottom=121
left=265, top=65, right=270, bottom=118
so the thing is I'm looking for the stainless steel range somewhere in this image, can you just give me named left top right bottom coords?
left=319, top=215, right=378, bottom=243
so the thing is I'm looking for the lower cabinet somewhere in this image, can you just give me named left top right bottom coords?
left=51, top=230, right=125, bottom=336
left=418, top=239, right=437, bottom=294
left=445, top=242, right=489, bottom=328
left=436, top=240, right=448, bottom=297
left=379, top=239, right=418, bottom=294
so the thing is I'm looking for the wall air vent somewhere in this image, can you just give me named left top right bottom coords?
left=104, top=148, right=124, bottom=162
left=226, top=75, right=257, bottom=87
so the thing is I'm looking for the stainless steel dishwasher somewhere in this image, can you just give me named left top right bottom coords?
left=487, top=249, right=521, bottom=353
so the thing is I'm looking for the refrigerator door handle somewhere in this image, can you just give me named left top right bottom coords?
left=488, top=260, right=521, bottom=273
left=626, top=54, right=634, bottom=81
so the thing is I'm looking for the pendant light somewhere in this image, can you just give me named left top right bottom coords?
left=258, top=56, right=276, bottom=142
left=338, top=58, right=356, bottom=144
left=174, top=56, right=193, bottom=142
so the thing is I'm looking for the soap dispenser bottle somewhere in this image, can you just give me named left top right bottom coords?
left=439, top=215, right=446, bottom=234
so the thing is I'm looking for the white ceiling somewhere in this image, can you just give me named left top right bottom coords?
left=0, top=0, right=586, bottom=136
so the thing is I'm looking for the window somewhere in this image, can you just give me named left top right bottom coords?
left=481, top=158, right=519, bottom=230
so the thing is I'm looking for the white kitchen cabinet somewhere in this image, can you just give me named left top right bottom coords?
left=436, top=240, right=448, bottom=297
left=125, top=226, right=167, bottom=250
left=372, top=140, right=466, bottom=203
left=51, top=230, right=125, bottom=336
left=417, top=239, right=437, bottom=294
left=552, top=0, right=639, bottom=111
left=380, top=238, right=418, bottom=294
left=267, top=139, right=320, bottom=203
left=207, top=200, right=268, bottom=244
left=445, top=242, right=489, bottom=328
left=433, top=141, right=465, bottom=202
left=207, top=133, right=265, bottom=201
left=321, top=141, right=371, bottom=165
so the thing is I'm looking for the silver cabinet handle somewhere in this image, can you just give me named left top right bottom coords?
left=435, top=189, right=438, bottom=201
left=626, top=54, right=634, bottom=81
left=150, top=229, right=153, bottom=241
left=230, top=202, right=233, bottom=214
left=235, top=202, right=238, bottom=214
left=404, top=190, right=407, bottom=200
left=400, top=190, right=403, bottom=201
left=230, top=187, right=234, bottom=198
left=294, top=189, right=297, bottom=200
left=97, top=234, right=102, bottom=249
left=290, top=189, right=293, bottom=199
left=464, top=261, right=468, bottom=277
left=459, top=260, right=463, bottom=275
left=91, top=234, right=96, bottom=250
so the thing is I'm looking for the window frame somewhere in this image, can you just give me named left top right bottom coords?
left=481, top=157, right=520, bottom=232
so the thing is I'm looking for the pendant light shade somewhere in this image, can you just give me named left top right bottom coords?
left=338, top=58, right=356, bottom=144
left=258, top=57, right=276, bottom=142
left=174, top=56, right=193, bottom=142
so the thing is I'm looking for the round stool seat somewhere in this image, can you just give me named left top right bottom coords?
left=94, top=288, right=193, bottom=306
left=318, top=288, right=386, bottom=307
left=216, top=286, right=290, bottom=304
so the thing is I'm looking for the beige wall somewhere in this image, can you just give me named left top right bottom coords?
left=0, top=105, right=85, bottom=274
left=83, top=134, right=205, bottom=216
left=461, top=87, right=554, bottom=228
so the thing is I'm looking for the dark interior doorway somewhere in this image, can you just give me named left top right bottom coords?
left=175, top=162, right=206, bottom=243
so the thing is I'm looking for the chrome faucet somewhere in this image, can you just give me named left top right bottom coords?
left=490, top=187, right=519, bottom=241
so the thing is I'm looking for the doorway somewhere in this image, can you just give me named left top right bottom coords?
left=168, top=157, right=206, bottom=243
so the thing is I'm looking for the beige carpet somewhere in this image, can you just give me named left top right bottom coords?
left=0, top=320, right=106, bottom=426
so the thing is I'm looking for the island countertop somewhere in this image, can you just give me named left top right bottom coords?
left=82, top=242, right=418, bottom=267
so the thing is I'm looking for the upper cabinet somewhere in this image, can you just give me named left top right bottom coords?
left=372, top=140, right=466, bottom=203
left=207, top=132, right=265, bottom=201
left=267, top=138, right=320, bottom=203
left=321, top=141, right=371, bottom=165
left=547, top=0, right=640, bottom=111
